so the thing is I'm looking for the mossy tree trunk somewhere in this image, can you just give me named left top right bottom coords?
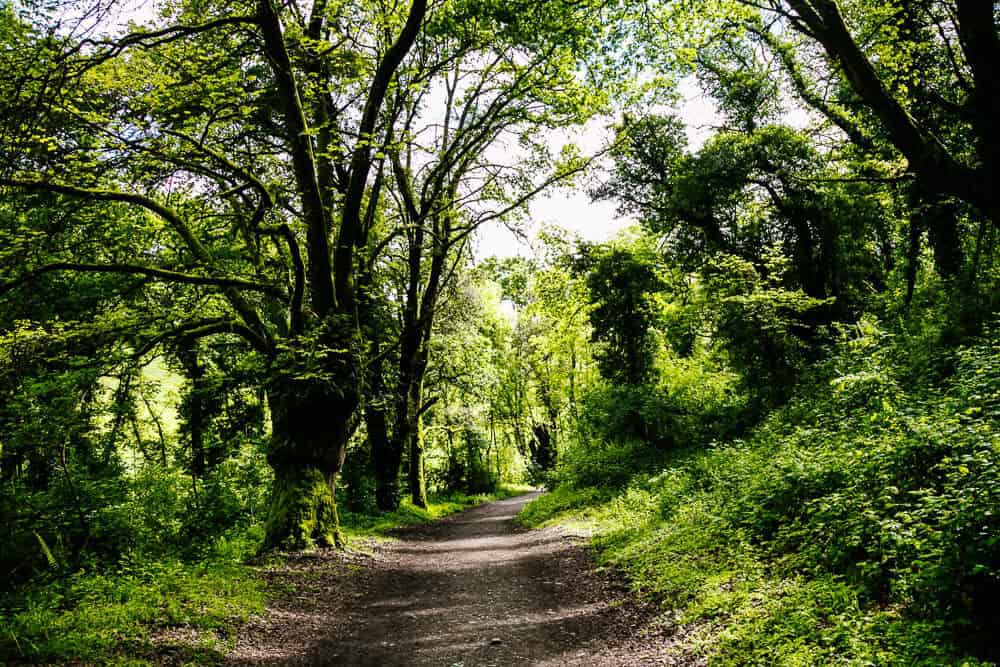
left=263, top=374, right=359, bottom=550
left=408, top=406, right=428, bottom=508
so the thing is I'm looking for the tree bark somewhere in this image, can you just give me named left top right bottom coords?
left=177, top=339, right=207, bottom=477
left=409, top=408, right=428, bottom=508
left=385, top=320, right=421, bottom=511
left=369, top=402, right=400, bottom=511
left=263, top=371, right=357, bottom=549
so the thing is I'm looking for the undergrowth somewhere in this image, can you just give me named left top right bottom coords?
left=0, top=545, right=266, bottom=665
left=0, top=485, right=532, bottom=665
left=521, top=320, right=1000, bottom=666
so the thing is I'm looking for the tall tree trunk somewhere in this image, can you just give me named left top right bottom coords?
left=408, top=409, right=428, bottom=507
left=177, top=339, right=207, bottom=477
left=385, top=344, right=417, bottom=511
left=362, top=310, right=399, bottom=511
left=405, top=326, right=434, bottom=507
left=369, top=401, right=399, bottom=511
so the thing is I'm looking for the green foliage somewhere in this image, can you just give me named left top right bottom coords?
left=2, top=0, right=1000, bottom=663
left=1, top=433, right=272, bottom=585
left=574, top=239, right=667, bottom=385
left=526, top=316, right=1000, bottom=664
left=0, top=556, right=266, bottom=664
left=338, top=442, right=379, bottom=514
left=440, top=427, right=499, bottom=496
left=702, top=253, right=834, bottom=405
left=573, top=352, right=745, bottom=457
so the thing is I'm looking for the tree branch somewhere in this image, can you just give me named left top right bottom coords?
left=133, top=317, right=267, bottom=356
left=336, top=0, right=428, bottom=309
left=258, top=224, right=306, bottom=334
left=0, top=262, right=284, bottom=298
left=1, top=177, right=276, bottom=351
left=257, top=0, right=337, bottom=315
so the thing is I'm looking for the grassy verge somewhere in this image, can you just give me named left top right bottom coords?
left=519, top=333, right=1000, bottom=666
left=0, top=555, right=266, bottom=665
left=0, top=484, right=532, bottom=665
left=521, top=474, right=989, bottom=666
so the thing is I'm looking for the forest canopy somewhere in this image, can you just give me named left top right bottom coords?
left=2, top=0, right=1000, bottom=664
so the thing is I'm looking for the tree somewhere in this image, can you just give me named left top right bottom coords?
left=573, top=240, right=666, bottom=386
left=751, top=1, right=998, bottom=218
left=0, top=0, right=620, bottom=540
left=602, top=118, right=888, bottom=318
left=730, top=0, right=996, bottom=287
left=363, top=1, right=612, bottom=509
left=0, top=0, right=427, bottom=549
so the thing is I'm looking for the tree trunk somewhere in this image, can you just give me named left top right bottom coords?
left=530, top=423, right=557, bottom=473
left=384, top=395, right=413, bottom=511
left=364, top=335, right=402, bottom=512
left=409, top=409, right=428, bottom=507
left=369, top=403, right=401, bottom=511
left=385, top=310, right=422, bottom=510
left=265, top=461, right=339, bottom=550
left=177, top=340, right=207, bottom=477
left=263, top=378, right=356, bottom=550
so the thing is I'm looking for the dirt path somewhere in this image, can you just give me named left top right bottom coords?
left=228, top=493, right=683, bottom=666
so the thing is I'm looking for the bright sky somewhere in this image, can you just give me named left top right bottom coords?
left=472, top=77, right=725, bottom=260
left=472, top=67, right=821, bottom=262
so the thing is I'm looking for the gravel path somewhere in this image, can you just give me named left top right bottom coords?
left=227, top=493, right=687, bottom=666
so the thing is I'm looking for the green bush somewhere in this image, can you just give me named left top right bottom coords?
left=524, top=316, right=1000, bottom=664
left=437, top=427, right=499, bottom=495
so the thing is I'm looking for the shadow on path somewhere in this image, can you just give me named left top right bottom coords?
left=228, top=494, right=683, bottom=666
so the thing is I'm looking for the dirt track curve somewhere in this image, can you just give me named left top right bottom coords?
left=228, top=492, right=686, bottom=666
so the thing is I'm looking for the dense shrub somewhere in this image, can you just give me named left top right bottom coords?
left=438, top=427, right=499, bottom=495
left=525, top=316, right=1000, bottom=664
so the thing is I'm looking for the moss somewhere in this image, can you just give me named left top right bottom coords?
left=263, top=466, right=339, bottom=551
left=410, top=415, right=429, bottom=508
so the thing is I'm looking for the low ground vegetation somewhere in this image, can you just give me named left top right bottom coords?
left=523, top=315, right=1000, bottom=665
left=0, top=485, right=527, bottom=665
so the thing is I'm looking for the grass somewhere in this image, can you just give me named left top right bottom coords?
left=520, top=479, right=984, bottom=666
left=516, top=326, right=1000, bottom=665
left=0, top=483, right=532, bottom=665
left=0, top=558, right=265, bottom=665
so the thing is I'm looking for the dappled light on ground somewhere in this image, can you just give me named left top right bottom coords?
left=227, top=494, right=679, bottom=666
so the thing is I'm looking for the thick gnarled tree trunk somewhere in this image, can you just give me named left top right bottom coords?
left=256, top=0, right=427, bottom=545
left=263, top=372, right=358, bottom=550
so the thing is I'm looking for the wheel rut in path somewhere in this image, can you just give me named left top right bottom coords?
left=228, top=492, right=684, bottom=666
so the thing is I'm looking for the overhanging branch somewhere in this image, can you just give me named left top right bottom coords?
left=0, top=262, right=284, bottom=298
left=133, top=317, right=266, bottom=357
